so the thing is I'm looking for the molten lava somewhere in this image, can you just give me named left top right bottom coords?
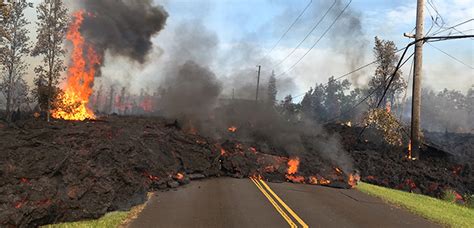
left=287, top=157, right=299, bottom=175
left=52, top=11, right=100, bottom=121
left=286, top=157, right=305, bottom=183
left=228, top=126, right=237, bottom=133
left=407, top=140, right=414, bottom=160
left=175, top=173, right=184, bottom=180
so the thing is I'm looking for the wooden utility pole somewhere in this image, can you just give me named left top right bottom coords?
left=255, top=65, right=261, bottom=102
left=411, top=0, right=424, bottom=159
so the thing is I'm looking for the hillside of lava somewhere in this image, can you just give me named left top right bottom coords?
left=0, top=115, right=472, bottom=227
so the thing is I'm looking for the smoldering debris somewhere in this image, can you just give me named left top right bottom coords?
left=77, top=0, right=169, bottom=63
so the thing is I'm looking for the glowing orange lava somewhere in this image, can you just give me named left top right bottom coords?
left=175, top=173, right=184, bottom=180
left=228, top=126, right=237, bottom=133
left=287, top=157, right=299, bottom=175
left=52, top=10, right=100, bottom=121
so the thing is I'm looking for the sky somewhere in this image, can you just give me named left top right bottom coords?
left=21, top=0, right=474, bottom=99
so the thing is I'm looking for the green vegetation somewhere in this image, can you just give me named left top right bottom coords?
left=442, top=189, right=459, bottom=203
left=358, top=182, right=474, bottom=228
left=41, top=211, right=129, bottom=228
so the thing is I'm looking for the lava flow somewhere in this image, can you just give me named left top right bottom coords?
left=286, top=157, right=305, bottom=183
left=52, top=11, right=100, bottom=121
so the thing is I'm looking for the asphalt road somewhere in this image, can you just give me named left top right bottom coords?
left=129, top=178, right=440, bottom=228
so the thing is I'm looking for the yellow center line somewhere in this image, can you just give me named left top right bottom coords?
left=250, top=177, right=297, bottom=228
left=258, top=179, right=309, bottom=228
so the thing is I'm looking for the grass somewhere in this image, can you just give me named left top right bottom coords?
left=41, top=211, right=129, bottom=228
left=357, top=182, right=474, bottom=228
left=41, top=193, right=152, bottom=228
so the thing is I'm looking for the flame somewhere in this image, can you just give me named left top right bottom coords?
left=319, top=177, right=331, bottom=185
left=143, top=171, right=159, bottom=181
left=175, top=173, right=184, bottom=180
left=287, top=157, right=299, bottom=175
left=140, top=95, right=153, bottom=112
left=334, top=167, right=343, bottom=175
left=309, top=176, right=318, bottom=185
left=220, top=148, right=227, bottom=156
left=52, top=11, right=100, bottom=121
left=348, top=173, right=360, bottom=188
left=228, top=126, right=237, bottom=133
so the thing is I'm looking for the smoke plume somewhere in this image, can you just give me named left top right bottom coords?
left=77, top=0, right=168, bottom=63
left=160, top=61, right=222, bottom=122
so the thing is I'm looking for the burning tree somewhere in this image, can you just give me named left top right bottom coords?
left=31, top=0, right=69, bottom=122
left=0, top=0, right=30, bottom=122
left=51, top=10, right=101, bottom=121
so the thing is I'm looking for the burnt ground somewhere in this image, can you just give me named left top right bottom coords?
left=0, top=116, right=472, bottom=227
left=326, top=123, right=473, bottom=198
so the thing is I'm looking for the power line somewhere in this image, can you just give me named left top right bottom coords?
left=286, top=35, right=473, bottom=101
left=376, top=50, right=415, bottom=108
left=427, top=42, right=474, bottom=69
left=276, top=0, right=352, bottom=78
left=432, top=18, right=474, bottom=36
left=259, top=0, right=313, bottom=63
left=290, top=47, right=407, bottom=99
left=399, top=57, right=414, bottom=122
left=271, top=0, right=337, bottom=69
left=323, top=51, right=414, bottom=124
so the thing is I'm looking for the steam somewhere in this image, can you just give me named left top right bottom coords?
left=77, top=0, right=169, bottom=63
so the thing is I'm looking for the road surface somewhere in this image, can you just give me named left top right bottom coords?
left=130, top=177, right=440, bottom=228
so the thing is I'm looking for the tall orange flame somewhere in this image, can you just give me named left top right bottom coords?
left=52, top=10, right=100, bottom=121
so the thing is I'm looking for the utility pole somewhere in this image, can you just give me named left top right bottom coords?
left=255, top=65, right=261, bottom=102
left=411, top=0, right=424, bottom=160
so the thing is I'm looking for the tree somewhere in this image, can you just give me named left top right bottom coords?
left=467, top=86, right=473, bottom=130
left=280, top=94, right=299, bottom=122
left=266, top=70, right=277, bottom=106
left=324, top=76, right=351, bottom=118
left=0, top=1, right=30, bottom=122
left=301, top=83, right=326, bottom=121
left=368, top=37, right=406, bottom=109
left=31, top=0, right=68, bottom=122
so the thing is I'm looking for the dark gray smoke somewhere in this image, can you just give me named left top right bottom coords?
left=327, top=0, right=368, bottom=86
left=78, top=0, right=168, bottom=63
left=160, top=61, right=222, bottom=122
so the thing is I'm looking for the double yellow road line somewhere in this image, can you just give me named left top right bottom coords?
left=250, top=177, right=309, bottom=228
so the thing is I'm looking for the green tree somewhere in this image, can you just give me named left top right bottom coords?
left=368, top=37, right=406, bottom=108
left=31, top=0, right=68, bottom=121
left=301, top=83, right=326, bottom=121
left=324, top=76, right=351, bottom=118
left=0, top=1, right=30, bottom=122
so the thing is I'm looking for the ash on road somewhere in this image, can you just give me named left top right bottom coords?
left=130, top=178, right=439, bottom=228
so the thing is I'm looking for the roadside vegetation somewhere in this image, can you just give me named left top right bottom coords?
left=41, top=211, right=129, bottom=228
left=358, top=182, right=474, bottom=228
left=41, top=194, right=151, bottom=228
